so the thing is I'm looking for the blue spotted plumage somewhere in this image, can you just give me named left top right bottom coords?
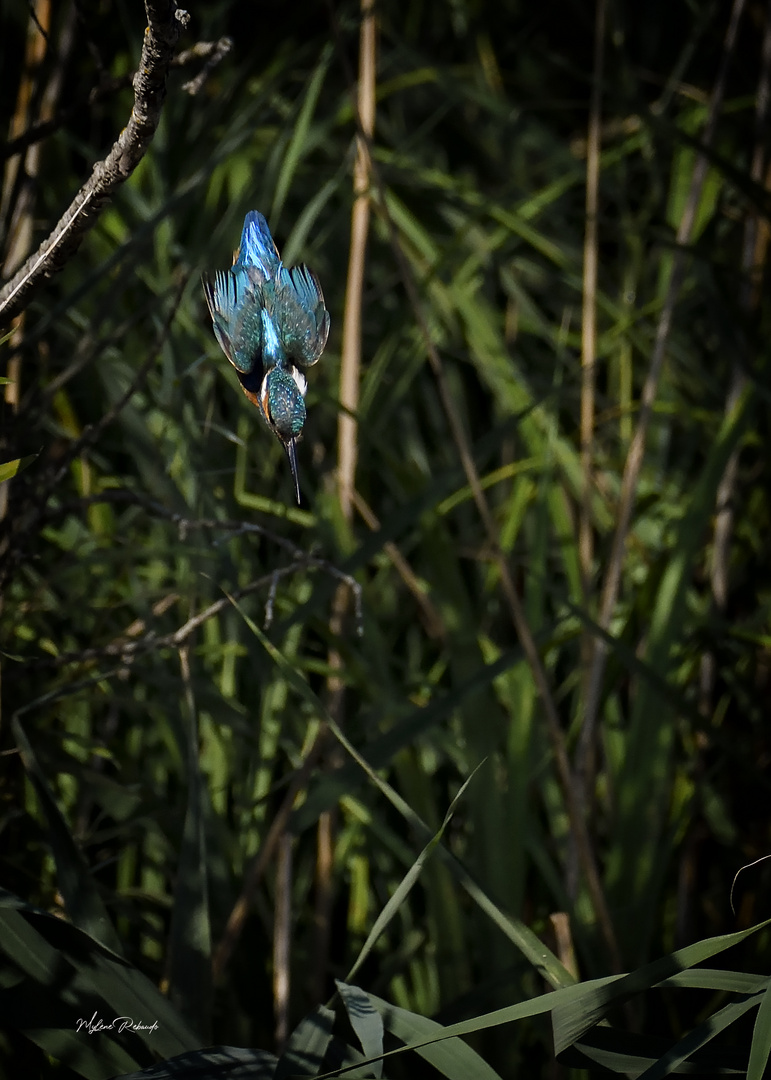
left=202, top=211, right=330, bottom=504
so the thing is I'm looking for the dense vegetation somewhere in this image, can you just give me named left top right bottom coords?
left=2, top=0, right=771, bottom=1076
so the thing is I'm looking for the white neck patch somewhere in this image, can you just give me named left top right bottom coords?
left=291, top=367, right=308, bottom=398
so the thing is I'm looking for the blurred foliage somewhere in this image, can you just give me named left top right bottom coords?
left=3, top=0, right=771, bottom=1077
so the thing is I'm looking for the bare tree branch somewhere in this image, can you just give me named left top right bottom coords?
left=0, top=0, right=190, bottom=325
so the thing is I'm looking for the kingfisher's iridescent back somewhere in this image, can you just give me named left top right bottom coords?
left=202, top=212, right=330, bottom=505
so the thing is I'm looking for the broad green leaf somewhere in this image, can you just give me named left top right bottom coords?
left=367, top=990, right=504, bottom=1080
left=112, top=1046, right=279, bottom=1079
left=274, top=1004, right=335, bottom=1080
left=637, top=995, right=762, bottom=1080
left=552, top=919, right=771, bottom=1054
left=335, top=981, right=384, bottom=1079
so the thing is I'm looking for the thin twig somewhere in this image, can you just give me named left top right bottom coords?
left=40, top=489, right=362, bottom=606
left=730, top=854, right=771, bottom=916
left=0, top=0, right=189, bottom=324
left=180, top=36, right=232, bottom=95
left=10, top=666, right=134, bottom=720
left=0, top=38, right=232, bottom=163
left=352, top=488, right=445, bottom=639
left=571, top=0, right=605, bottom=901
left=11, top=493, right=362, bottom=671
left=22, top=565, right=305, bottom=670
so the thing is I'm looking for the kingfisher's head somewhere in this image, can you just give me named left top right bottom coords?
left=260, top=365, right=308, bottom=504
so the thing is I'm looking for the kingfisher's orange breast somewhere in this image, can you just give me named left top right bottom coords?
left=238, top=382, right=262, bottom=412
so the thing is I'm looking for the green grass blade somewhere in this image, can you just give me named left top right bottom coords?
left=637, top=994, right=763, bottom=1080
left=335, top=981, right=385, bottom=1079
left=270, top=43, right=333, bottom=225
left=274, top=1004, right=335, bottom=1080
left=343, top=766, right=482, bottom=987
left=747, top=979, right=771, bottom=1080
left=552, top=918, right=771, bottom=1053
left=367, top=991, right=504, bottom=1080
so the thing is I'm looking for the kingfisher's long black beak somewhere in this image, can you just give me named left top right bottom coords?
left=284, top=438, right=301, bottom=505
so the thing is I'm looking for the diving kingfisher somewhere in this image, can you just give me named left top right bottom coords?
left=202, top=211, right=330, bottom=504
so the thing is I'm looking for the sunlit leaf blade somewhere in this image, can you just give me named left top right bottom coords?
left=335, top=982, right=384, bottom=1079
left=661, top=971, right=770, bottom=994
left=0, top=451, right=38, bottom=483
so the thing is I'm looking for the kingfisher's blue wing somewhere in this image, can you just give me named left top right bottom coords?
left=235, top=212, right=281, bottom=279
left=202, top=267, right=265, bottom=376
left=274, top=264, right=330, bottom=367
